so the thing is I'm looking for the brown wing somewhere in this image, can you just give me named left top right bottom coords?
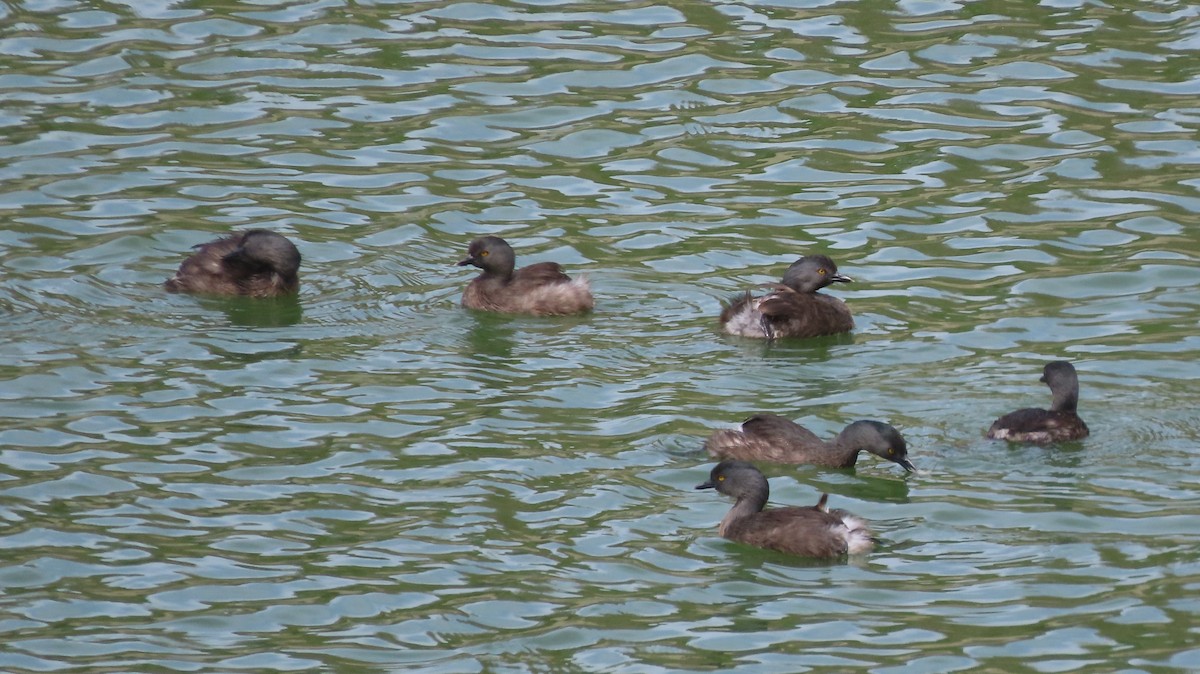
left=987, top=408, right=1089, bottom=442
left=165, top=233, right=298, bottom=297
left=511, top=261, right=572, bottom=286
left=725, top=507, right=850, bottom=558
left=756, top=290, right=853, bottom=338
left=706, top=414, right=848, bottom=466
left=465, top=262, right=592, bottom=316
left=164, top=235, right=244, bottom=295
left=741, top=414, right=824, bottom=446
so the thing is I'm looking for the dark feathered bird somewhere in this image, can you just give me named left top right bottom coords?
left=987, top=360, right=1089, bottom=443
left=695, top=460, right=874, bottom=558
left=457, top=236, right=593, bottom=316
left=720, top=254, right=853, bottom=340
left=164, top=230, right=300, bottom=297
left=706, top=416, right=915, bottom=472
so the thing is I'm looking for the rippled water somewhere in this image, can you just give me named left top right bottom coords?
left=2, top=1, right=1200, bottom=671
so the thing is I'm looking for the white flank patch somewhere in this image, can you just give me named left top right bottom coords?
left=833, top=514, right=874, bottom=555
left=723, top=305, right=767, bottom=338
left=846, top=529, right=875, bottom=555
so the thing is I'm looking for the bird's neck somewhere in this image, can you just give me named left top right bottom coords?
left=1050, top=388, right=1078, bottom=413
left=718, top=494, right=767, bottom=537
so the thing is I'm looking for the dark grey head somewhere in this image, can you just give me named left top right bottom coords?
left=779, top=255, right=852, bottom=293
left=224, top=230, right=301, bottom=277
left=837, top=420, right=915, bottom=472
left=1040, top=360, right=1080, bottom=413
left=457, top=236, right=516, bottom=277
left=695, top=459, right=770, bottom=503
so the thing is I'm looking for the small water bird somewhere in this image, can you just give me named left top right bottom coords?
left=706, top=416, right=915, bottom=472
left=987, top=360, right=1089, bottom=443
left=696, top=460, right=875, bottom=558
left=720, top=254, right=853, bottom=339
left=164, top=229, right=300, bottom=297
left=457, top=236, right=593, bottom=316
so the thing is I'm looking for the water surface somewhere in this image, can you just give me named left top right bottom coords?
left=2, top=1, right=1200, bottom=671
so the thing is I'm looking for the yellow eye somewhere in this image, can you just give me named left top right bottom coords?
left=480, top=250, right=489, bottom=257
left=717, top=475, right=725, bottom=482
left=888, top=448, right=895, bottom=455
left=818, top=268, right=826, bottom=275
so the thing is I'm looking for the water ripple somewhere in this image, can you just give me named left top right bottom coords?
left=1, top=0, right=1200, bottom=672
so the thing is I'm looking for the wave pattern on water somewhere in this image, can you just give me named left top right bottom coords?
left=1, top=1, right=1199, bottom=671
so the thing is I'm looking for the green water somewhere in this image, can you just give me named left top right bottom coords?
left=2, top=1, right=1199, bottom=671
